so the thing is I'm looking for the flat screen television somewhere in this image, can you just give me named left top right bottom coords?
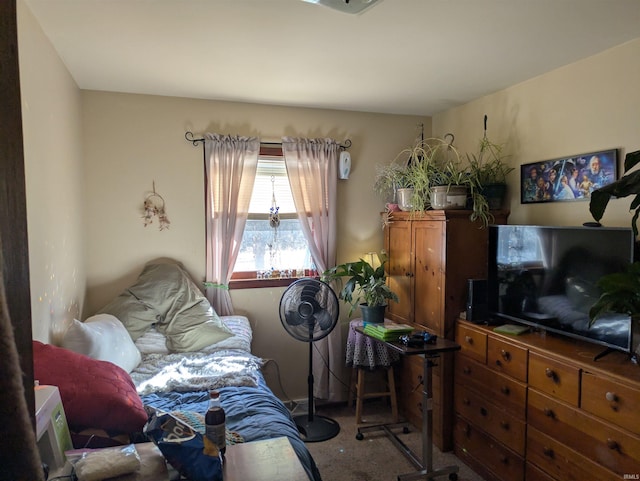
left=487, top=225, right=634, bottom=355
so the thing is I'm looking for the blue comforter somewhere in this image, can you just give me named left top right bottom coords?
left=141, top=375, right=322, bottom=481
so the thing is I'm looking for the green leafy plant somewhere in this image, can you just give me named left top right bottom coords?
left=589, top=149, right=640, bottom=237
left=587, top=148, right=640, bottom=328
left=589, top=262, right=640, bottom=324
left=402, top=137, right=467, bottom=207
left=373, top=162, right=412, bottom=202
left=467, top=137, right=515, bottom=186
left=321, top=253, right=398, bottom=316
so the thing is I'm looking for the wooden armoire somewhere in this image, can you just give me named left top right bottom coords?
left=383, top=209, right=509, bottom=450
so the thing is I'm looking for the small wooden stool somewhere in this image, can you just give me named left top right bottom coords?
left=346, top=319, right=401, bottom=433
left=349, top=366, right=399, bottom=426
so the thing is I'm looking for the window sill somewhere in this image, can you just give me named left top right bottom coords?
left=229, top=277, right=319, bottom=290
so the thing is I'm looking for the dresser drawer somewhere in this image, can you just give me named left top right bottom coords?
left=528, top=388, right=640, bottom=475
left=525, top=462, right=556, bottom=481
left=454, top=416, right=524, bottom=481
left=455, top=383, right=526, bottom=454
left=581, top=372, right=640, bottom=431
left=456, top=323, right=487, bottom=363
left=487, top=336, right=528, bottom=381
left=528, top=351, right=580, bottom=405
left=455, top=355, right=527, bottom=419
left=527, top=426, right=618, bottom=481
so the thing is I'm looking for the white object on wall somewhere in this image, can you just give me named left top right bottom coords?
left=339, top=151, right=351, bottom=180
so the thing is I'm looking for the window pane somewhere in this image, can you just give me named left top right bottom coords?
left=235, top=218, right=313, bottom=273
left=249, top=158, right=296, bottom=214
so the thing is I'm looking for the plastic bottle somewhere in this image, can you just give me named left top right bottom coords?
left=205, top=390, right=226, bottom=455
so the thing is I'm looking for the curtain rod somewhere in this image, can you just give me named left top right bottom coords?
left=184, top=131, right=352, bottom=150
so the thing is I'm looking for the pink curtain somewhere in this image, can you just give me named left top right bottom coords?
left=282, top=137, right=342, bottom=402
left=204, top=133, right=259, bottom=315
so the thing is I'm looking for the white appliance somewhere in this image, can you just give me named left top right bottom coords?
left=339, top=151, right=351, bottom=179
left=35, top=385, right=73, bottom=473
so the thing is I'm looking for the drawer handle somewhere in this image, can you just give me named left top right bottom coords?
left=606, top=438, right=619, bottom=451
left=543, top=447, right=554, bottom=458
left=545, top=368, right=558, bottom=382
left=465, top=336, right=473, bottom=344
left=605, top=391, right=618, bottom=403
left=500, top=349, right=511, bottom=361
left=495, top=359, right=502, bottom=367
left=500, top=386, right=510, bottom=395
left=463, top=366, right=471, bottom=375
left=500, top=420, right=510, bottom=430
left=463, top=398, right=470, bottom=406
left=480, top=407, right=488, bottom=417
left=500, top=455, right=509, bottom=465
left=543, top=408, right=555, bottom=419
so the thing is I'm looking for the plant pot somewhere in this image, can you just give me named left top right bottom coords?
left=481, top=183, right=507, bottom=210
left=397, top=188, right=414, bottom=211
left=360, top=304, right=386, bottom=324
left=431, top=185, right=467, bottom=210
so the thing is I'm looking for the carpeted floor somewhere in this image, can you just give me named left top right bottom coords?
left=305, top=400, right=486, bottom=481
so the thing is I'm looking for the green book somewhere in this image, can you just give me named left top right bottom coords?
left=493, top=324, right=529, bottom=335
left=363, top=323, right=412, bottom=341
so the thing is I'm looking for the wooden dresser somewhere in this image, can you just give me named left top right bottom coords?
left=455, top=319, right=640, bottom=481
left=383, top=210, right=508, bottom=450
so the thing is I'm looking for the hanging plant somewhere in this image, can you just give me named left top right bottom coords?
left=142, top=182, right=170, bottom=231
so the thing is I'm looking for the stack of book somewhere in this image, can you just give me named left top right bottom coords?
left=363, top=322, right=413, bottom=341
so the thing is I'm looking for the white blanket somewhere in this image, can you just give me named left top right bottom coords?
left=131, top=350, right=263, bottom=395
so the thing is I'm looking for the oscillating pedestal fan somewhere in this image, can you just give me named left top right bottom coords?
left=279, top=278, right=340, bottom=442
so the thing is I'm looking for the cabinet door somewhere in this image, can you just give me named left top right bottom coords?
left=413, top=221, right=444, bottom=334
left=385, top=219, right=413, bottom=324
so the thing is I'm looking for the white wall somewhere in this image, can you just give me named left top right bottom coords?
left=17, top=0, right=86, bottom=344
left=433, top=39, right=640, bottom=230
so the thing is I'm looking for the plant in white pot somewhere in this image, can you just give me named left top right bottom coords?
left=403, top=137, right=484, bottom=215
left=373, top=162, right=412, bottom=211
left=322, top=252, right=398, bottom=323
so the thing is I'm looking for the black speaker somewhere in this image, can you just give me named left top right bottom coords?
left=466, top=279, right=488, bottom=323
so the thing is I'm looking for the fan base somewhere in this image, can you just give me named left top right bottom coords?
left=294, top=414, right=340, bottom=442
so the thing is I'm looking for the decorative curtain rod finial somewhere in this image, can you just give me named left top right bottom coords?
left=185, top=131, right=205, bottom=146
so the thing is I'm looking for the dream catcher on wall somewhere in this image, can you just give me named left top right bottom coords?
left=142, top=181, right=170, bottom=231
left=268, top=176, right=280, bottom=266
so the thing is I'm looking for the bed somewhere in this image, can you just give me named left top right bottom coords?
left=33, top=261, right=322, bottom=481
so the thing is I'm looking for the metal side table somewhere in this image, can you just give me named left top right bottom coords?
left=356, top=326, right=461, bottom=481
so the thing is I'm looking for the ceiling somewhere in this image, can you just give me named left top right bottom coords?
left=24, top=0, right=640, bottom=116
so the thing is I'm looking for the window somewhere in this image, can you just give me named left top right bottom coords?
left=231, top=146, right=314, bottom=287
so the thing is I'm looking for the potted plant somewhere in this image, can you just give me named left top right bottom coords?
left=588, top=149, right=640, bottom=333
left=466, top=116, right=515, bottom=211
left=321, top=252, right=399, bottom=323
left=400, top=137, right=496, bottom=226
left=399, top=137, right=466, bottom=210
left=373, top=162, right=412, bottom=211
left=589, top=149, right=640, bottom=237
left=589, top=262, right=640, bottom=321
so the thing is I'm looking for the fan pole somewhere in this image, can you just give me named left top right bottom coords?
left=307, top=341, right=315, bottom=422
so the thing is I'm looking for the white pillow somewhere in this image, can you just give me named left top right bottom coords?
left=61, top=314, right=142, bottom=373
left=134, top=327, right=170, bottom=355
